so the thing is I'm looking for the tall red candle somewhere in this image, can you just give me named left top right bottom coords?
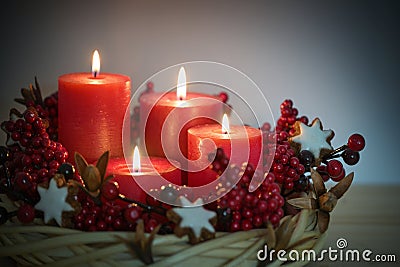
left=58, top=51, right=131, bottom=162
left=140, top=92, right=223, bottom=160
left=139, top=67, right=223, bottom=165
left=187, top=122, right=262, bottom=187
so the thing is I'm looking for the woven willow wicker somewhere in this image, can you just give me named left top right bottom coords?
left=0, top=202, right=326, bottom=267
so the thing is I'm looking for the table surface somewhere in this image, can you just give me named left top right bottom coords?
left=308, top=185, right=400, bottom=267
left=1, top=185, right=399, bottom=266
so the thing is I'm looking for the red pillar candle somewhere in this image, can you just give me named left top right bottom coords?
left=58, top=51, right=131, bottom=163
left=105, top=156, right=182, bottom=204
left=187, top=116, right=263, bottom=187
left=139, top=68, right=223, bottom=170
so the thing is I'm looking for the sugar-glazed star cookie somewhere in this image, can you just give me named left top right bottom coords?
left=35, top=177, right=75, bottom=226
left=290, top=118, right=334, bottom=164
left=167, top=196, right=217, bottom=244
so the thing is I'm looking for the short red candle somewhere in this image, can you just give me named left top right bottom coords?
left=140, top=92, right=223, bottom=160
left=106, top=157, right=182, bottom=203
left=187, top=124, right=263, bottom=186
left=58, top=73, right=131, bottom=162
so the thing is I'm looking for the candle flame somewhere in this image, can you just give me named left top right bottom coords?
left=133, top=146, right=141, bottom=172
left=222, top=113, right=230, bottom=134
left=92, top=50, right=100, bottom=78
left=177, top=67, right=186, bottom=100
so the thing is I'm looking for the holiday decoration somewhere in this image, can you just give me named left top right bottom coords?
left=167, top=196, right=217, bottom=244
left=35, top=177, right=74, bottom=226
left=0, top=77, right=365, bottom=267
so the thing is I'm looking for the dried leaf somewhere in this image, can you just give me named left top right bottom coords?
left=287, top=197, right=318, bottom=209
left=33, top=76, right=43, bottom=105
left=117, top=220, right=160, bottom=265
left=318, top=192, right=338, bottom=212
left=96, top=151, right=110, bottom=182
left=329, top=172, right=354, bottom=199
left=21, top=88, right=34, bottom=102
left=275, top=215, right=296, bottom=250
left=289, top=209, right=312, bottom=247
left=74, top=152, right=89, bottom=179
left=265, top=222, right=276, bottom=249
left=310, top=168, right=327, bottom=197
left=14, top=98, right=26, bottom=105
left=317, top=211, right=330, bottom=234
left=82, top=165, right=101, bottom=192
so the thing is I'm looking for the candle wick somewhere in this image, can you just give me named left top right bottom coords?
left=179, top=96, right=183, bottom=101
left=93, top=71, right=98, bottom=78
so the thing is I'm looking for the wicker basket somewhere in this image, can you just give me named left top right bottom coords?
left=0, top=204, right=326, bottom=267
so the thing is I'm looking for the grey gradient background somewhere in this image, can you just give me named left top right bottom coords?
left=1, top=0, right=399, bottom=184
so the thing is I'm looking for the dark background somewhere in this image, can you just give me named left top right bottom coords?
left=0, top=0, right=399, bottom=184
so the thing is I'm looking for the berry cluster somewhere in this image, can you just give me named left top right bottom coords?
left=41, top=93, right=59, bottom=141
left=261, top=100, right=307, bottom=193
left=211, top=148, right=284, bottom=231
left=72, top=177, right=171, bottom=233
left=275, top=99, right=308, bottom=135
left=315, top=133, right=366, bottom=182
left=0, top=83, right=67, bottom=224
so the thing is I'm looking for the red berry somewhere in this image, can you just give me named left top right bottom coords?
left=265, top=173, right=275, bottom=184
left=258, top=200, right=268, bottom=213
left=21, top=155, right=32, bottom=166
left=253, top=215, right=263, bottom=227
left=241, top=219, right=253, bottom=231
left=242, top=208, right=253, bottom=219
left=74, top=213, right=85, bottom=223
left=11, top=131, right=21, bottom=141
left=49, top=160, right=59, bottom=170
left=24, top=110, right=37, bottom=123
left=327, top=160, right=343, bottom=178
left=124, top=206, right=142, bottom=224
left=146, top=81, right=154, bottom=91
left=97, top=220, right=108, bottom=231
left=219, top=92, right=229, bottom=103
left=331, top=169, right=346, bottom=182
left=348, top=133, right=365, bottom=152
left=230, top=220, right=241, bottom=232
left=17, top=204, right=35, bottom=223
left=232, top=211, right=241, bottom=221
left=262, top=123, right=271, bottom=132
left=281, top=99, right=293, bottom=109
left=269, top=213, right=280, bottom=226
left=14, top=172, right=32, bottom=192
left=38, top=168, right=49, bottom=178
left=145, top=218, right=159, bottom=233
left=342, top=148, right=360, bottom=165
left=299, top=116, right=309, bottom=125
left=287, top=116, right=296, bottom=125
left=267, top=198, right=278, bottom=212
left=85, top=215, right=96, bottom=228
left=290, top=157, right=300, bottom=168
left=296, top=164, right=305, bottom=175
left=113, top=217, right=125, bottom=230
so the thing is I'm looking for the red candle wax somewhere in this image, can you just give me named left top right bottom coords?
left=139, top=92, right=223, bottom=161
left=59, top=73, right=131, bottom=162
left=187, top=124, right=262, bottom=187
left=106, top=157, right=181, bottom=204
